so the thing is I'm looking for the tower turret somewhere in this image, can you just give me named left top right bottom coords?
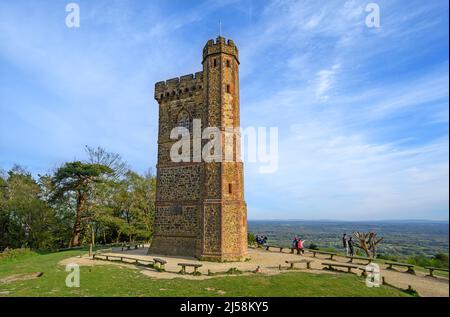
left=201, top=36, right=247, bottom=261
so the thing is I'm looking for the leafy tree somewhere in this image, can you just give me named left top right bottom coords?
left=1, top=147, right=157, bottom=250
left=38, top=174, right=74, bottom=248
left=0, top=166, right=56, bottom=250
left=52, top=161, right=113, bottom=247
left=103, top=170, right=156, bottom=243
left=433, top=253, right=449, bottom=268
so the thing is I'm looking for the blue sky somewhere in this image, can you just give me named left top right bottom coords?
left=0, top=0, right=448, bottom=220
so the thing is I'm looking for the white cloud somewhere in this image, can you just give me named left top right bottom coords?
left=315, top=63, right=341, bottom=100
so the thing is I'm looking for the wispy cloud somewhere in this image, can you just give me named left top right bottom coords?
left=315, top=64, right=341, bottom=100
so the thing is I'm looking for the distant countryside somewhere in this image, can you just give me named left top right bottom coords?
left=249, top=220, right=449, bottom=265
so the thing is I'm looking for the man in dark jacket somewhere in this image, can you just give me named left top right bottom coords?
left=342, top=233, right=349, bottom=256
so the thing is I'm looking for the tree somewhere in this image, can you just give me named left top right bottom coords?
left=85, top=145, right=129, bottom=179
left=52, top=161, right=113, bottom=247
left=0, top=166, right=56, bottom=250
left=353, top=231, right=383, bottom=258
left=104, top=170, right=156, bottom=243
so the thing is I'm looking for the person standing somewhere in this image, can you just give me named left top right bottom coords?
left=348, top=237, right=354, bottom=256
left=342, top=233, right=349, bottom=256
left=262, top=236, right=268, bottom=247
left=292, top=235, right=299, bottom=253
left=297, top=239, right=305, bottom=255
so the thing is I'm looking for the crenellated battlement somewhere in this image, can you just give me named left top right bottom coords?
left=155, top=71, right=203, bottom=101
left=202, top=36, right=239, bottom=63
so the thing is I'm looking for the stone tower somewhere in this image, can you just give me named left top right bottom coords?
left=149, top=37, right=248, bottom=261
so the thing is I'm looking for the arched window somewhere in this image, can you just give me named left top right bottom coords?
left=177, top=110, right=190, bottom=133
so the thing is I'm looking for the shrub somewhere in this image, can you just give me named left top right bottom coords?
left=0, top=248, right=36, bottom=260
left=308, top=243, right=319, bottom=250
left=247, top=232, right=256, bottom=246
left=432, top=253, right=449, bottom=268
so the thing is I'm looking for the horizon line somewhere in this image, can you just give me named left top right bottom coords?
left=247, top=218, right=449, bottom=222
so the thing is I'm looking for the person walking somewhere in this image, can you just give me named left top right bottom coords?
left=342, top=233, right=349, bottom=256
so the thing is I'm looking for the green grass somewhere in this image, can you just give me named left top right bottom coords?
left=0, top=250, right=412, bottom=297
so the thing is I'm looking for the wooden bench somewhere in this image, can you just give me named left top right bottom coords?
left=346, top=255, right=373, bottom=264
left=322, top=262, right=367, bottom=276
left=93, top=254, right=121, bottom=261
left=265, top=245, right=285, bottom=252
left=310, top=250, right=337, bottom=260
left=178, top=263, right=202, bottom=274
left=424, top=266, right=449, bottom=277
left=385, top=261, right=415, bottom=274
left=153, top=258, right=167, bottom=270
left=92, top=254, right=153, bottom=267
left=121, top=242, right=145, bottom=251
left=285, top=259, right=313, bottom=270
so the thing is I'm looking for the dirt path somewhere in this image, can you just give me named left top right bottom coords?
left=60, top=247, right=449, bottom=297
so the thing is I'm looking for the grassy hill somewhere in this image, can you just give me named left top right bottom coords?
left=0, top=249, right=412, bottom=297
